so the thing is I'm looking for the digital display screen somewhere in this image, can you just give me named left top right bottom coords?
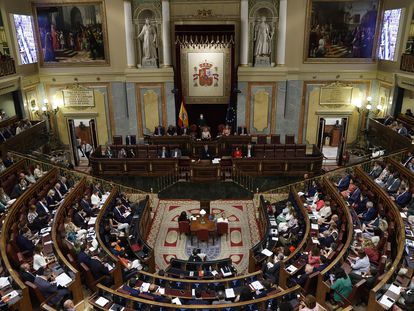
left=12, top=14, right=37, bottom=64
left=378, top=9, right=402, bottom=61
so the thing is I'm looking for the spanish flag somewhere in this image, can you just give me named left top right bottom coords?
left=178, top=101, right=189, bottom=128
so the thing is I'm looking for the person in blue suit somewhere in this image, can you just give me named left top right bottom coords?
left=336, top=174, right=350, bottom=192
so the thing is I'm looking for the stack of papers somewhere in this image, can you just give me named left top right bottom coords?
left=286, top=265, right=298, bottom=274
left=379, top=295, right=395, bottom=309
left=172, top=297, right=182, bottom=305
left=261, top=249, right=273, bottom=256
left=95, top=297, right=109, bottom=307
left=88, top=217, right=97, bottom=225
left=311, top=224, right=319, bottom=230
left=250, top=281, right=264, bottom=291
left=140, top=282, right=150, bottom=292
left=220, top=268, right=232, bottom=277
left=388, top=284, right=402, bottom=295
left=55, top=272, right=72, bottom=287
left=0, top=277, right=10, bottom=289
left=156, top=287, right=165, bottom=295
left=225, top=288, right=235, bottom=298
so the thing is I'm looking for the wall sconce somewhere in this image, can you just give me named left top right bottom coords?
left=33, top=98, right=62, bottom=116
left=353, top=96, right=374, bottom=114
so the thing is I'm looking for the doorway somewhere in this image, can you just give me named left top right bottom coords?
left=67, top=118, right=98, bottom=168
left=317, top=117, right=349, bottom=167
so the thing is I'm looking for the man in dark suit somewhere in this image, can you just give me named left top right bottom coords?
left=11, top=179, right=27, bottom=198
left=393, top=188, right=411, bottom=207
left=89, top=256, right=112, bottom=286
left=53, top=183, right=64, bottom=202
left=16, top=227, right=35, bottom=254
left=335, top=174, right=350, bottom=192
left=80, top=194, right=98, bottom=216
left=200, top=144, right=212, bottom=160
left=122, top=278, right=140, bottom=297
left=34, top=270, right=70, bottom=306
left=186, top=288, right=210, bottom=305
left=158, top=146, right=169, bottom=159
left=237, top=126, right=248, bottom=135
left=59, top=177, right=69, bottom=195
left=402, top=152, right=413, bottom=167
left=77, top=244, right=92, bottom=267
left=154, top=125, right=165, bottom=136
left=386, top=173, right=400, bottom=194
left=113, top=201, right=132, bottom=224
left=73, top=204, right=88, bottom=229
left=171, top=148, right=182, bottom=159
left=180, top=127, right=189, bottom=136
left=3, top=152, right=13, bottom=168
left=398, top=123, right=408, bottom=136
left=19, top=263, right=36, bottom=283
left=36, top=197, right=50, bottom=221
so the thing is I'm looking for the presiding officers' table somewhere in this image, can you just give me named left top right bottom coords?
left=189, top=214, right=216, bottom=245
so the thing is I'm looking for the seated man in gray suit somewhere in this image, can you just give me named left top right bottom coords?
left=34, top=269, right=71, bottom=306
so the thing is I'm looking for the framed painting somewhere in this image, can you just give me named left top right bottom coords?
left=304, top=0, right=382, bottom=63
left=180, top=46, right=231, bottom=104
left=32, top=0, right=109, bottom=67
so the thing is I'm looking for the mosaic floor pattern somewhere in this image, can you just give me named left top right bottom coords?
left=147, top=199, right=261, bottom=274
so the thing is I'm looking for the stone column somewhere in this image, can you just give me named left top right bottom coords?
left=240, top=0, right=249, bottom=66
left=277, top=0, right=287, bottom=66
left=162, top=0, right=172, bottom=67
left=124, top=1, right=135, bottom=68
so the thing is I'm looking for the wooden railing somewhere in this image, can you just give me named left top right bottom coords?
left=94, top=187, right=124, bottom=288
left=0, top=168, right=59, bottom=310
left=0, top=120, right=48, bottom=158
left=367, top=118, right=412, bottom=153
left=315, top=176, right=354, bottom=309
left=401, top=53, right=414, bottom=73
left=278, top=186, right=312, bottom=289
left=0, top=57, right=16, bottom=77
left=355, top=167, right=406, bottom=311
left=92, top=282, right=302, bottom=310
left=51, top=178, right=86, bottom=304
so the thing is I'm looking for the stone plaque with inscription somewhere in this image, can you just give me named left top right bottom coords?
left=62, top=87, right=95, bottom=107
left=319, top=86, right=353, bottom=106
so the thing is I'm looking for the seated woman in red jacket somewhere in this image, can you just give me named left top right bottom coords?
left=233, top=147, right=242, bottom=158
left=307, top=246, right=322, bottom=269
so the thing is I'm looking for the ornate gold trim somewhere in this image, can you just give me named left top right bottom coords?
left=298, top=80, right=371, bottom=143
left=303, top=0, right=383, bottom=64
left=32, top=0, right=110, bottom=67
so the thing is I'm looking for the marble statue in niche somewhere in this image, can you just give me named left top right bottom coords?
left=138, top=18, right=158, bottom=67
left=254, top=16, right=273, bottom=67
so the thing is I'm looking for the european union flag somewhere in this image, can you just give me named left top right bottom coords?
left=225, top=103, right=236, bottom=132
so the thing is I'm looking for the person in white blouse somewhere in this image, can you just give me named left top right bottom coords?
left=33, top=244, right=49, bottom=273
left=348, top=249, right=370, bottom=275
left=34, top=165, right=44, bottom=179
left=91, top=190, right=101, bottom=207
left=317, top=201, right=332, bottom=220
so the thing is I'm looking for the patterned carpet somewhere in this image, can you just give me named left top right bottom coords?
left=146, top=199, right=261, bottom=274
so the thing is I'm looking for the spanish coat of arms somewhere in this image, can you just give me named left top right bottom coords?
left=193, top=60, right=219, bottom=87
